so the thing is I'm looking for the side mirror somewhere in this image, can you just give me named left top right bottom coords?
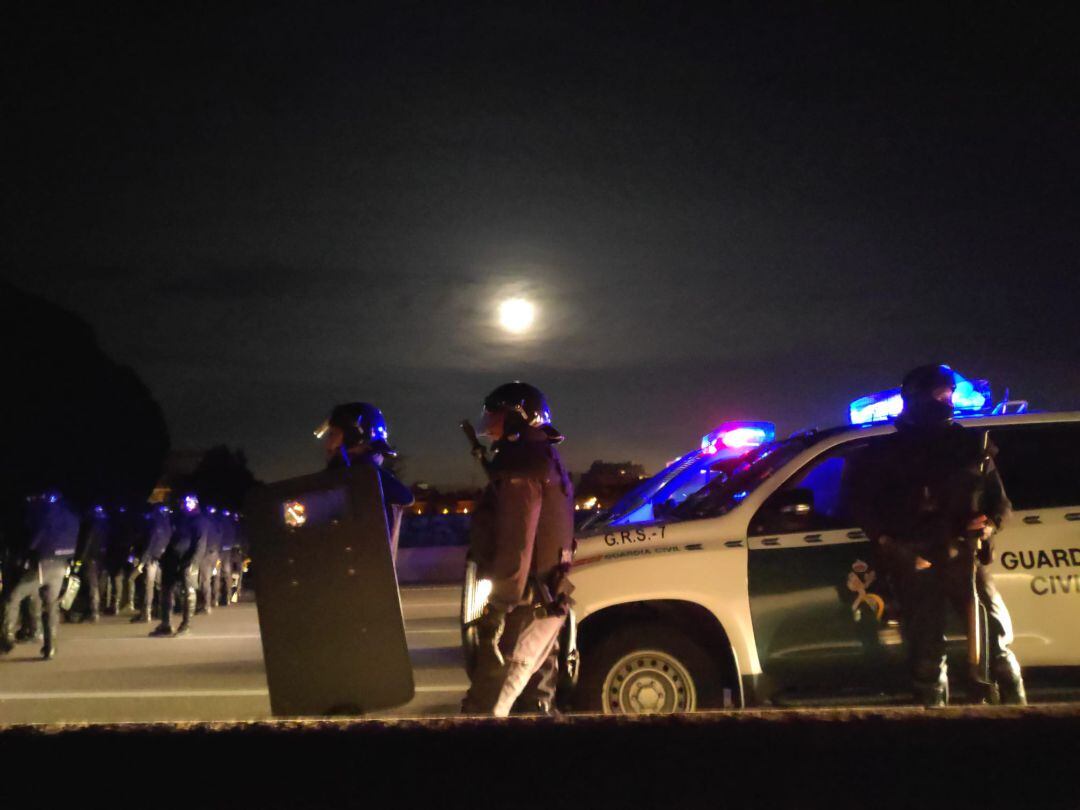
left=773, top=487, right=815, bottom=516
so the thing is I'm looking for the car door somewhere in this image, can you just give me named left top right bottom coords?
left=746, top=437, right=904, bottom=699
left=986, top=422, right=1080, bottom=666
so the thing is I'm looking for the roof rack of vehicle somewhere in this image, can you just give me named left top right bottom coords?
left=991, top=399, right=1029, bottom=415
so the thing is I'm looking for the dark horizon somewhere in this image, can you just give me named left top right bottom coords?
left=6, top=4, right=1079, bottom=487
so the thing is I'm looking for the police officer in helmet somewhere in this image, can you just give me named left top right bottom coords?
left=0, top=491, right=79, bottom=659
left=131, top=504, right=172, bottom=624
left=314, top=402, right=413, bottom=560
left=461, top=382, right=575, bottom=716
left=150, top=493, right=208, bottom=638
left=850, top=364, right=1025, bottom=706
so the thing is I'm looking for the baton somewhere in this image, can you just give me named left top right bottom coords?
left=460, top=419, right=491, bottom=473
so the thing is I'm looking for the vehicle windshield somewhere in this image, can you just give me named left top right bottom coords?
left=671, top=430, right=838, bottom=521
left=580, top=450, right=747, bottom=531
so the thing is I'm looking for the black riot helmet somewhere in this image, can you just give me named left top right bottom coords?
left=899, top=364, right=956, bottom=427
left=479, top=381, right=563, bottom=442
left=314, top=402, right=397, bottom=457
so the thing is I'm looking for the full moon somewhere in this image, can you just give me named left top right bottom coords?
left=497, top=297, right=536, bottom=334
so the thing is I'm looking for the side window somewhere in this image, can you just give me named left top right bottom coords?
left=990, top=423, right=1080, bottom=511
left=398, top=514, right=471, bottom=548
left=749, top=440, right=870, bottom=536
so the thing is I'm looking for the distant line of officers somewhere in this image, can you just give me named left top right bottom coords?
left=0, top=492, right=248, bottom=659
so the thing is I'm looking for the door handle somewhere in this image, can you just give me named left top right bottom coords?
left=1023, top=515, right=1042, bottom=525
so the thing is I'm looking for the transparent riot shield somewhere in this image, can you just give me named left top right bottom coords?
left=246, top=464, right=414, bottom=716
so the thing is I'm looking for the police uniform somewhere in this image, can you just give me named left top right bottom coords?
left=850, top=367, right=1026, bottom=706
left=0, top=505, right=42, bottom=642
left=0, top=494, right=79, bottom=659
left=133, top=506, right=172, bottom=623
left=74, top=507, right=110, bottom=622
left=216, top=512, right=237, bottom=607
left=152, top=502, right=208, bottom=637
left=226, top=514, right=247, bottom=604
left=104, top=508, right=136, bottom=614
left=461, top=424, right=575, bottom=716
left=198, top=509, right=223, bottom=614
left=326, top=453, right=414, bottom=562
left=318, top=401, right=414, bottom=562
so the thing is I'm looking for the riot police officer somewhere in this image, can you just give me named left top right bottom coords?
left=226, top=512, right=248, bottom=604
left=461, top=382, right=575, bottom=716
left=73, top=505, right=110, bottom=622
left=0, top=492, right=79, bottom=659
left=315, top=402, right=414, bottom=559
left=107, top=506, right=139, bottom=614
left=150, top=494, right=208, bottom=638
left=112, top=507, right=141, bottom=613
left=131, top=504, right=172, bottom=624
left=0, top=502, right=42, bottom=643
left=850, top=364, right=1026, bottom=706
left=198, top=505, right=223, bottom=615
left=216, top=510, right=237, bottom=607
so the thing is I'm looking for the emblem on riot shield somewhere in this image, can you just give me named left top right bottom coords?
left=847, top=560, right=885, bottom=622
left=283, top=500, right=307, bottom=527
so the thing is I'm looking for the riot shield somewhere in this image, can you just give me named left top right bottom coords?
left=246, top=463, right=414, bottom=716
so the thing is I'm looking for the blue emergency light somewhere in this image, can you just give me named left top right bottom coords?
left=701, top=421, right=776, bottom=455
left=849, top=371, right=992, bottom=425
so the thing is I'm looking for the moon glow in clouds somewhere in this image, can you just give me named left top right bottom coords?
left=497, top=297, right=536, bottom=335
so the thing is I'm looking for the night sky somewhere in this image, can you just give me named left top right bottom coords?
left=5, top=4, right=1079, bottom=487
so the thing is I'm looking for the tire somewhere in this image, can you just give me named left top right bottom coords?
left=575, top=622, right=724, bottom=715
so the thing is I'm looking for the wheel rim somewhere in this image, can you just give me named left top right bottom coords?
left=601, top=649, right=697, bottom=715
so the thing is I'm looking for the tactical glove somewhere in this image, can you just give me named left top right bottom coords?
left=475, top=605, right=507, bottom=669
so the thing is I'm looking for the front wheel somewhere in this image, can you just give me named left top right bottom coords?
left=575, top=623, right=724, bottom=715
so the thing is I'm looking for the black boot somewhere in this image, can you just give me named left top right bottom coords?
left=510, top=699, right=557, bottom=716
left=41, top=623, right=56, bottom=660
left=149, top=623, right=173, bottom=637
left=993, top=657, right=1028, bottom=706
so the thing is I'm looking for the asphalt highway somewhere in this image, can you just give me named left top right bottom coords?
left=0, top=586, right=468, bottom=724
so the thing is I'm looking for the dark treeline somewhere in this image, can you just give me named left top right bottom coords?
left=1, top=280, right=170, bottom=517
left=181, top=444, right=258, bottom=513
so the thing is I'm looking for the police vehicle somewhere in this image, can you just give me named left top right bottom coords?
left=547, top=372, right=1080, bottom=713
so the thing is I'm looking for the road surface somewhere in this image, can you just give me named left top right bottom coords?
left=0, top=585, right=467, bottom=724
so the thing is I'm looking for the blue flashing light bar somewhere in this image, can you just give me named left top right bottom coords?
left=701, top=421, right=776, bottom=455
left=849, top=371, right=992, bottom=425
left=953, top=376, right=991, bottom=411
left=849, top=388, right=903, bottom=425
